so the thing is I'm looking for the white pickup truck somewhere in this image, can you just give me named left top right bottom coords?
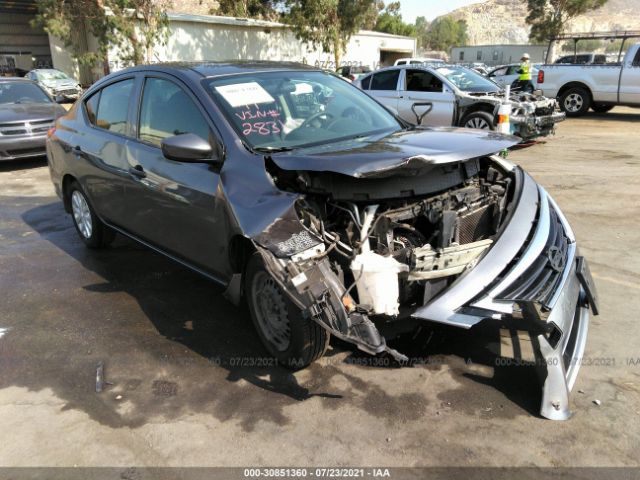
left=538, top=42, right=640, bottom=116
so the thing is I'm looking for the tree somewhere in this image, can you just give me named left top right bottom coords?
left=374, top=1, right=416, bottom=37
left=212, top=0, right=280, bottom=20
left=422, top=17, right=468, bottom=52
left=33, top=0, right=172, bottom=72
left=106, top=0, right=172, bottom=65
left=285, top=0, right=378, bottom=67
left=414, top=15, right=430, bottom=50
left=526, top=0, right=609, bottom=42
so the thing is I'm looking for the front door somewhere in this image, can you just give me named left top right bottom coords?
left=397, top=69, right=455, bottom=126
left=123, top=74, right=231, bottom=278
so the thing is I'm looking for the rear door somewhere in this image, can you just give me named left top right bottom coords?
left=619, top=48, right=640, bottom=105
left=397, top=69, right=455, bottom=126
left=488, top=66, right=508, bottom=86
left=364, top=69, right=401, bottom=114
left=73, top=76, right=136, bottom=225
left=123, top=73, right=230, bottom=277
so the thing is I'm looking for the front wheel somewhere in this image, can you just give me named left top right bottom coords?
left=461, top=111, right=495, bottom=130
left=245, top=253, right=329, bottom=369
left=559, top=87, right=591, bottom=116
left=591, top=103, right=614, bottom=113
left=68, top=181, right=115, bottom=248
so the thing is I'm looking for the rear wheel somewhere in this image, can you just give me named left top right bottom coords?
left=461, top=111, right=495, bottom=130
left=245, top=253, right=329, bottom=369
left=559, top=87, right=591, bottom=116
left=591, top=103, right=614, bottom=113
left=68, top=181, right=115, bottom=248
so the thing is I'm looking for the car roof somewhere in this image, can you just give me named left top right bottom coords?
left=0, top=77, right=36, bottom=83
left=114, top=61, right=319, bottom=79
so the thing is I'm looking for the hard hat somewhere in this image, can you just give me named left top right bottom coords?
left=521, top=53, right=530, bottom=59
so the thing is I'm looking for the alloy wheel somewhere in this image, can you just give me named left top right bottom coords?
left=71, top=190, right=93, bottom=239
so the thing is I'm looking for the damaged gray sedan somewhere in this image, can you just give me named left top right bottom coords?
left=46, top=62, right=597, bottom=420
left=355, top=65, right=565, bottom=141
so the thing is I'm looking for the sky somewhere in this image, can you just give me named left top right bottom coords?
left=398, top=0, right=484, bottom=22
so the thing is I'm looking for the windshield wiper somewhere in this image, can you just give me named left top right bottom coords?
left=253, top=146, right=295, bottom=154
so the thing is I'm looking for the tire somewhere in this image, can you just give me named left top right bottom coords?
left=591, top=103, right=614, bottom=113
left=559, top=87, right=591, bottom=117
left=244, top=253, right=329, bottom=369
left=461, top=111, right=495, bottom=131
left=68, top=181, right=116, bottom=248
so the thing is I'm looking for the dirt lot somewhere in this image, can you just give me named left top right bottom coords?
left=1, top=107, right=639, bottom=469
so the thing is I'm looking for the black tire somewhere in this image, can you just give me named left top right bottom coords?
left=559, top=87, right=591, bottom=117
left=67, top=181, right=116, bottom=248
left=591, top=103, right=614, bottom=113
left=244, top=253, right=329, bottom=369
left=460, top=111, right=495, bottom=131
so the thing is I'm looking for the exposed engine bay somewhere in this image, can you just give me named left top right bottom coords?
left=255, top=156, right=515, bottom=361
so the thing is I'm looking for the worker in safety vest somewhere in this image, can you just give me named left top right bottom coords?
left=514, top=53, right=534, bottom=93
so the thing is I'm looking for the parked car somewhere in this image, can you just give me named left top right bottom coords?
left=47, top=62, right=597, bottom=420
left=355, top=64, right=565, bottom=140
left=554, top=53, right=608, bottom=65
left=335, top=65, right=371, bottom=82
left=487, top=63, right=541, bottom=91
left=0, top=77, right=66, bottom=161
left=394, top=57, right=446, bottom=66
left=538, top=43, right=640, bottom=115
left=26, top=68, right=82, bottom=102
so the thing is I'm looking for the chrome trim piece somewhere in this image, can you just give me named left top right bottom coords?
left=412, top=170, right=539, bottom=327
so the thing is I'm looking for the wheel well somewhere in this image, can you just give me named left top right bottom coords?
left=228, top=235, right=256, bottom=275
left=558, top=82, right=593, bottom=101
left=458, top=103, right=495, bottom=125
left=61, top=174, right=77, bottom=213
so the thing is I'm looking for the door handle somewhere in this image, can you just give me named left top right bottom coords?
left=128, top=165, right=146, bottom=179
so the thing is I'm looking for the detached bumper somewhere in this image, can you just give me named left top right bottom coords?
left=413, top=168, right=597, bottom=420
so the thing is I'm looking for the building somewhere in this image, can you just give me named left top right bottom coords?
left=450, top=44, right=547, bottom=66
left=0, top=1, right=416, bottom=84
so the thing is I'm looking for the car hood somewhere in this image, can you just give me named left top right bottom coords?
left=269, top=127, right=519, bottom=178
left=0, top=103, right=65, bottom=123
left=40, top=79, right=78, bottom=88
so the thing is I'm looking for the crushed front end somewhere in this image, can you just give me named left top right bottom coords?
left=509, top=92, right=566, bottom=141
left=250, top=148, right=596, bottom=420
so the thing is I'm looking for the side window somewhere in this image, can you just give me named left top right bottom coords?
left=94, top=79, right=134, bottom=134
left=370, top=70, right=400, bottom=91
left=405, top=70, right=443, bottom=93
left=85, top=91, right=100, bottom=126
left=633, top=49, right=640, bottom=66
left=490, top=67, right=508, bottom=77
left=360, top=75, right=372, bottom=89
left=396, top=60, right=406, bottom=65
left=138, top=77, right=211, bottom=148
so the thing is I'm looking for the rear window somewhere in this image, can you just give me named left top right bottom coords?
left=370, top=70, right=400, bottom=91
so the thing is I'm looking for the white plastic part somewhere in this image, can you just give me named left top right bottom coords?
left=350, top=251, right=409, bottom=316
left=497, top=102, right=511, bottom=134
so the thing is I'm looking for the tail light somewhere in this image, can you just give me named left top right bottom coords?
left=537, top=70, right=545, bottom=84
left=47, top=126, right=56, bottom=138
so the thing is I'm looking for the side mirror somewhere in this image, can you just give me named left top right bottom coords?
left=161, top=133, right=219, bottom=163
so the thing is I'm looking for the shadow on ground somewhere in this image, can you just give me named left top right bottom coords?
left=0, top=196, right=543, bottom=431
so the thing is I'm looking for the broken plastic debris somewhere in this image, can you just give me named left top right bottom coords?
left=593, top=399, right=602, bottom=406
left=96, top=362, right=104, bottom=393
left=116, top=395, right=122, bottom=400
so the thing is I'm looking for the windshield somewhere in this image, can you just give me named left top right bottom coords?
left=36, top=70, right=71, bottom=81
left=206, top=71, right=402, bottom=150
left=0, top=82, right=52, bottom=104
left=436, top=66, right=501, bottom=93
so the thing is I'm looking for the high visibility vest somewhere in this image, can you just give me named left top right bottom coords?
left=519, top=61, right=532, bottom=81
